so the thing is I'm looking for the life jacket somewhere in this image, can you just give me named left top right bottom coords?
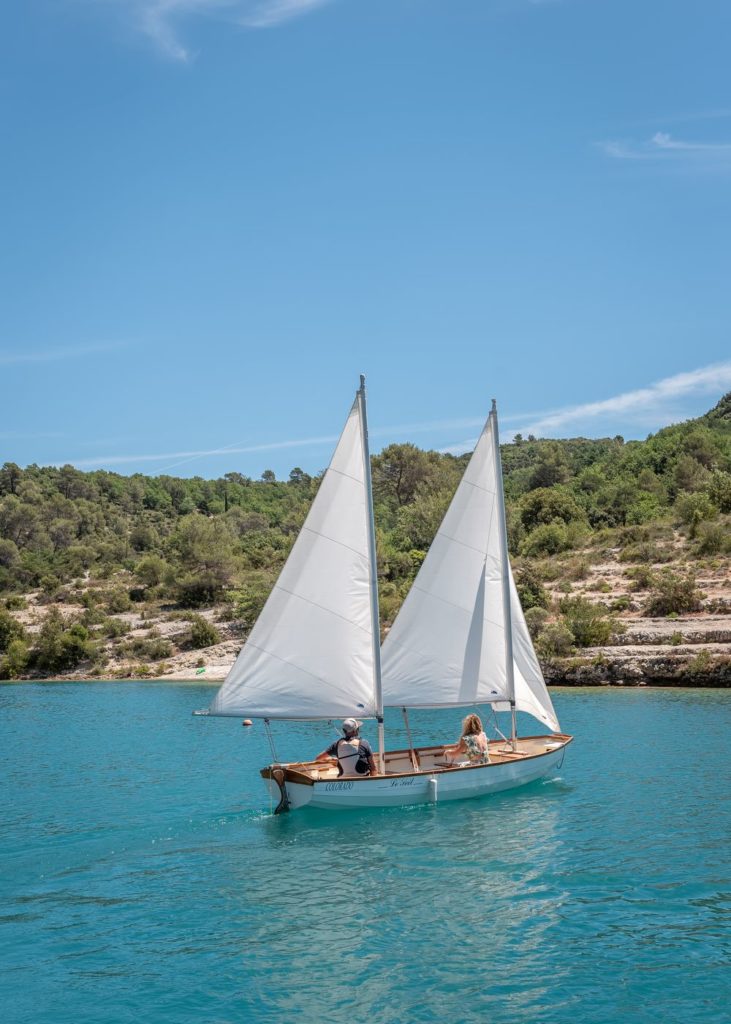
left=336, top=737, right=371, bottom=777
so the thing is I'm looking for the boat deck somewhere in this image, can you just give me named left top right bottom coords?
left=265, top=734, right=572, bottom=784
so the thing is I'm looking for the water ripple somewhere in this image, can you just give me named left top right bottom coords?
left=1, top=684, right=730, bottom=1024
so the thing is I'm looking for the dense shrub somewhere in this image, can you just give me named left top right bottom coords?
left=523, top=606, right=549, bottom=639
left=106, top=589, right=132, bottom=613
left=644, top=571, right=704, bottom=617
left=0, top=638, right=29, bottom=679
left=515, top=567, right=550, bottom=611
left=708, top=471, right=731, bottom=513
left=618, top=542, right=673, bottom=564
left=563, top=557, right=590, bottom=581
left=31, top=609, right=93, bottom=671
left=101, top=617, right=129, bottom=639
left=694, top=521, right=731, bottom=556
left=535, top=622, right=574, bottom=659
left=188, top=615, right=220, bottom=649
left=521, top=523, right=571, bottom=557
left=626, top=565, right=656, bottom=591
left=134, top=555, right=167, bottom=588
left=232, top=573, right=275, bottom=628
left=125, top=637, right=173, bottom=660
left=519, top=488, right=584, bottom=532
left=559, top=597, right=616, bottom=648
left=0, top=607, right=25, bottom=652
left=675, top=492, right=717, bottom=534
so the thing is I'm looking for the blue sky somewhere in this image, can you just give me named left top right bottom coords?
left=2, top=0, right=730, bottom=479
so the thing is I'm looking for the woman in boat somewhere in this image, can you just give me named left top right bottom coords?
left=315, top=718, right=378, bottom=777
left=444, top=713, right=490, bottom=765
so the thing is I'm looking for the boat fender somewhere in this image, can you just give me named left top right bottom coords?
left=272, top=768, right=291, bottom=815
left=428, top=776, right=438, bottom=803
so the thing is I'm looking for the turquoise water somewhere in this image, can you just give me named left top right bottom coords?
left=2, top=684, right=730, bottom=1024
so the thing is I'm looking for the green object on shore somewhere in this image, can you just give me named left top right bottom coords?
left=195, top=667, right=206, bottom=675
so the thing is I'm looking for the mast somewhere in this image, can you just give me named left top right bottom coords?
left=491, top=399, right=517, bottom=750
left=358, top=375, right=385, bottom=772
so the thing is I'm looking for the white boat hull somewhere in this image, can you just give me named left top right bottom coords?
left=262, top=735, right=572, bottom=813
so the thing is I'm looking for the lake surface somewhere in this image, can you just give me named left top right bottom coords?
left=2, top=684, right=730, bottom=1024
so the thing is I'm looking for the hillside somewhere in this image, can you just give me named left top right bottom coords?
left=1, top=394, right=730, bottom=684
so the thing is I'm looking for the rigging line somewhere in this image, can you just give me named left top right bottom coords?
left=269, top=583, right=373, bottom=635
left=458, top=477, right=499, bottom=498
left=298, top=524, right=369, bottom=560
left=431, top=524, right=495, bottom=558
left=404, top=582, right=509, bottom=633
left=326, top=466, right=366, bottom=487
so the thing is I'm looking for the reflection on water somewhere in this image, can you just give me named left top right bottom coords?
left=1, top=684, right=730, bottom=1024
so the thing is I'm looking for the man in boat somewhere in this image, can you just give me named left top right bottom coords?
left=315, top=719, right=378, bottom=777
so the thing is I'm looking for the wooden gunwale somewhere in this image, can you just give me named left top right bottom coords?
left=261, top=734, right=573, bottom=785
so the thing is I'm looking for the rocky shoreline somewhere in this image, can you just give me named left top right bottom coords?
left=4, top=614, right=731, bottom=687
left=542, top=615, right=731, bottom=687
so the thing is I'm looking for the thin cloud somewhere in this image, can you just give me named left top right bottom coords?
left=510, top=361, right=731, bottom=439
left=63, top=416, right=487, bottom=471
left=54, top=361, right=731, bottom=469
left=69, top=433, right=342, bottom=470
left=599, top=131, right=731, bottom=168
left=96, top=0, right=336, bottom=61
left=242, top=0, right=333, bottom=30
left=0, top=342, right=129, bottom=366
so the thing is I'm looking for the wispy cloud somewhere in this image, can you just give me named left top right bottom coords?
left=0, top=342, right=129, bottom=366
left=68, top=433, right=340, bottom=469
left=63, top=416, right=488, bottom=471
left=599, top=131, right=731, bottom=169
left=242, top=0, right=333, bottom=30
left=56, top=361, right=731, bottom=470
left=509, top=361, right=731, bottom=439
left=97, top=0, right=335, bottom=61
left=441, top=362, right=731, bottom=453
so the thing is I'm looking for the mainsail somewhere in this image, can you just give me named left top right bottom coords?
left=380, top=407, right=560, bottom=733
left=209, top=391, right=379, bottom=720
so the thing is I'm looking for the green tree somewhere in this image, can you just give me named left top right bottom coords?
left=529, top=443, right=570, bottom=490
left=32, top=609, right=92, bottom=671
left=515, top=566, right=550, bottom=610
left=0, top=538, right=20, bottom=569
left=708, top=471, right=731, bottom=513
left=170, top=516, right=237, bottom=606
left=372, top=444, right=437, bottom=508
left=0, top=463, right=22, bottom=496
left=135, top=555, right=167, bottom=588
left=288, top=467, right=311, bottom=485
left=0, top=638, right=29, bottom=679
left=394, top=492, right=450, bottom=550
left=518, top=488, right=584, bottom=532
left=0, top=607, right=25, bottom=652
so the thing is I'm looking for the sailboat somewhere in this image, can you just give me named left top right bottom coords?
left=202, top=377, right=572, bottom=812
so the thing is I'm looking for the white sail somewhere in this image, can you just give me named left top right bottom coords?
left=381, top=412, right=560, bottom=733
left=209, top=395, right=378, bottom=720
